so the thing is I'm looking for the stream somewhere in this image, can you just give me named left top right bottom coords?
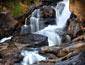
left=21, top=0, right=71, bottom=65
left=0, top=0, right=71, bottom=65
left=30, top=0, right=71, bottom=46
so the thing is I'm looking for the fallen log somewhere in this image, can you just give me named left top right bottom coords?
left=72, top=34, right=85, bottom=42
left=40, top=42, right=85, bottom=57
left=56, top=42, right=85, bottom=57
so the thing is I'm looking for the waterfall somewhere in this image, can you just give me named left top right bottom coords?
left=55, top=0, right=71, bottom=28
left=0, top=36, right=12, bottom=43
left=36, top=18, right=39, bottom=31
left=20, top=18, right=31, bottom=34
left=30, top=9, right=41, bottom=33
left=21, top=0, right=71, bottom=65
left=21, top=48, right=47, bottom=65
left=34, top=0, right=71, bottom=46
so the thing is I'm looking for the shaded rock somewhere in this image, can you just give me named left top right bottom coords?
left=30, top=6, right=56, bottom=32
left=0, top=42, right=23, bottom=65
left=40, top=0, right=63, bottom=6
left=55, top=52, right=85, bottom=65
left=3, top=52, right=23, bottom=65
left=65, top=13, right=85, bottom=40
left=40, top=6, right=56, bottom=20
left=11, top=34, right=48, bottom=48
left=0, top=12, right=18, bottom=37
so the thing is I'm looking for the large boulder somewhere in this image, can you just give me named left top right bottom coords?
left=40, top=6, right=56, bottom=25
left=11, top=34, right=48, bottom=48
left=30, top=6, right=56, bottom=32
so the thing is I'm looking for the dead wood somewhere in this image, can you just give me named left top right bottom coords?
left=72, top=34, right=85, bottom=42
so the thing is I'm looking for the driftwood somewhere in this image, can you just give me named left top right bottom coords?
left=44, top=52, right=75, bottom=63
left=38, top=41, right=85, bottom=65
left=58, top=42, right=85, bottom=56
left=72, top=34, right=85, bottom=42
left=40, top=42, right=85, bottom=57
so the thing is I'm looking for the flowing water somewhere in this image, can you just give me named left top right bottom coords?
left=0, top=0, right=72, bottom=65
left=20, top=18, right=31, bottom=34
left=30, top=0, right=71, bottom=46
left=21, top=0, right=71, bottom=65
left=30, top=9, right=41, bottom=32
left=21, top=48, right=47, bottom=65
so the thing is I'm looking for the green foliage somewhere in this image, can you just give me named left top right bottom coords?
left=0, top=0, right=40, bottom=16
left=12, top=3, right=21, bottom=16
left=69, top=0, right=75, bottom=4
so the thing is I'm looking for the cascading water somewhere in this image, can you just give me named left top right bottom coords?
left=56, top=0, right=71, bottom=28
left=21, top=48, right=47, bottom=65
left=30, top=9, right=41, bottom=33
left=34, top=0, right=71, bottom=46
left=21, top=0, right=71, bottom=65
left=20, top=18, right=31, bottom=34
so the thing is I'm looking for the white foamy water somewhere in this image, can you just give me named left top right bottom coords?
left=21, top=50, right=46, bottom=65
left=35, top=0, right=71, bottom=46
left=56, top=0, right=71, bottom=28
left=0, top=36, right=12, bottom=43
left=30, top=9, right=40, bottom=32
left=20, top=18, right=31, bottom=34
left=21, top=0, right=71, bottom=65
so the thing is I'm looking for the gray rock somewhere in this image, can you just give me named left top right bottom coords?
left=55, top=52, right=85, bottom=65
left=11, top=34, right=48, bottom=48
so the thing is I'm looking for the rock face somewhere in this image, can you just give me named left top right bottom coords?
left=69, top=0, right=85, bottom=21
left=40, top=6, right=56, bottom=25
left=0, top=12, right=18, bottom=37
left=11, top=34, right=48, bottom=47
left=30, top=6, right=56, bottom=32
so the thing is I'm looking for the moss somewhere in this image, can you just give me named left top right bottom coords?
left=11, top=3, right=20, bottom=16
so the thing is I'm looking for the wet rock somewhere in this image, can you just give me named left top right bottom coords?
left=43, top=53, right=57, bottom=59
left=39, top=61, right=55, bottom=65
left=40, top=6, right=56, bottom=23
left=30, top=6, right=56, bottom=32
left=55, top=52, right=85, bottom=65
left=3, top=52, right=23, bottom=65
left=11, top=34, right=48, bottom=48
left=0, top=42, right=23, bottom=65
